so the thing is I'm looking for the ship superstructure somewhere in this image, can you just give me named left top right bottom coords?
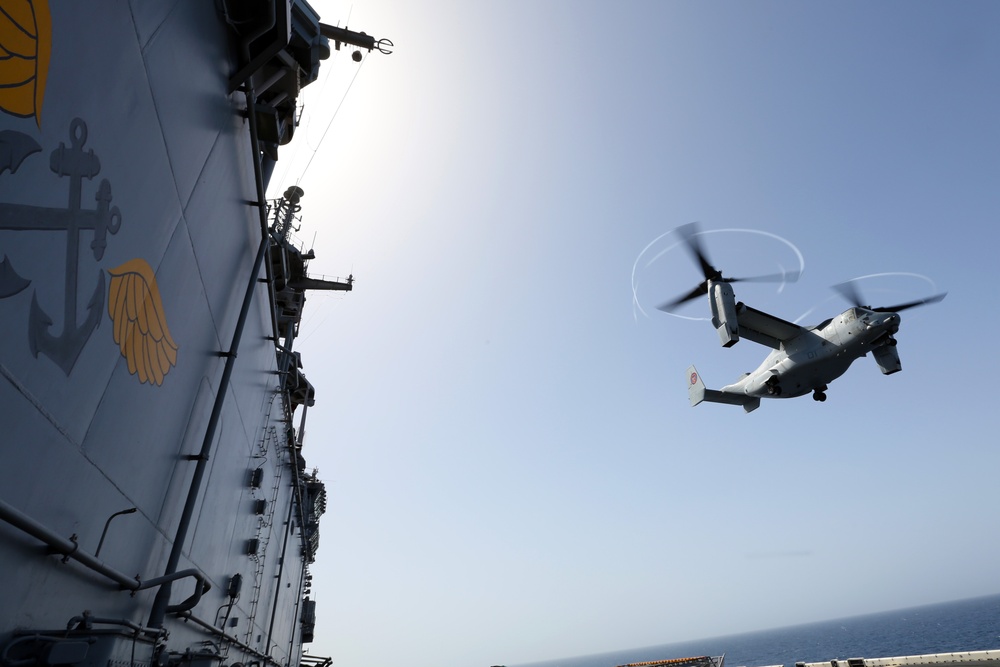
left=0, top=2, right=384, bottom=667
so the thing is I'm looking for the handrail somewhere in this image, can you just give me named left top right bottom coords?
left=0, top=498, right=211, bottom=612
left=174, top=610, right=285, bottom=667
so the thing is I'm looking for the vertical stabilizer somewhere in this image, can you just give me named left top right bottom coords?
left=687, top=365, right=706, bottom=406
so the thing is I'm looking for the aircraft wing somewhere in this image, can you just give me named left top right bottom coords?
left=735, top=303, right=806, bottom=349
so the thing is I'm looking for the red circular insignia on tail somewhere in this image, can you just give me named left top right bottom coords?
left=690, top=372, right=698, bottom=385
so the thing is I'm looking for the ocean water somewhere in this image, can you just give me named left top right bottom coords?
left=514, top=594, right=1000, bottom=667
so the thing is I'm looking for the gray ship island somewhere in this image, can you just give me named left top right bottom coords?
left=1, top=2, right=387, bottom=667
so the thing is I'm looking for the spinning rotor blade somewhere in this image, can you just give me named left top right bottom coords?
left=676, top=222, right=720, bottom=281
left=656, top=284, right=708, bottom=311
left=871, top=292, right=947, bottom=313
left=658, top=223, right=802, bottom=313
left=832, top=279, right=946, bottom=312
left=727, top=270, right=802, bottom=284
left=831, top=281, right=865, bottom=308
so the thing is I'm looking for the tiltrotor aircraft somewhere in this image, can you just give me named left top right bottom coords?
left=659, top=223, right=945, bottom=413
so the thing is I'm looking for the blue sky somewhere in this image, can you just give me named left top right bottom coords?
left=267, top=2, right=1000, bottom=666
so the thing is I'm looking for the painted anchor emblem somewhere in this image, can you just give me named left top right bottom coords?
left=0, top=117, right=121, bottom=375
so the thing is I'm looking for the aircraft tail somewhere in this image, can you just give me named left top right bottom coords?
left=687, top=366, right=707, bottom=407
left=686, top=365, right=760, bottom=413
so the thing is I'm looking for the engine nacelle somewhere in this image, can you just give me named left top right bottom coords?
left=709, top=281, right=739, bottom=347
left=873, top=341, right=902, bottom=375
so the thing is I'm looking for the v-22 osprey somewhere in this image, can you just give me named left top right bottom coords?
left=659, top=223, right=946, bottom=413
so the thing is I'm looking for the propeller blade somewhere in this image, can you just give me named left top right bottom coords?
left=657, top=283, right=708, bottom=312
left=676, top=222, right=720, bottom=281
left=727, top=270, right=802, bottom=284
left=834, top=278, right=947, bottom=312
left=831, top=280, right=866, bottom=308
left=872, top=292, right=947, bottom=313
left=659, top=225, right=803, bottom=314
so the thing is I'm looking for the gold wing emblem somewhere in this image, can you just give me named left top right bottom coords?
left=107, top=259, right=178, bottom=386
left=0, top=0, right=51, bottom=126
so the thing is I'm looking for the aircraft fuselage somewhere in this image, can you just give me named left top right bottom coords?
left=721, top=307, right=901, bottom=399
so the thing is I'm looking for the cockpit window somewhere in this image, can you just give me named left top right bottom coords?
left=844, top=309, right=856, bottom=322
